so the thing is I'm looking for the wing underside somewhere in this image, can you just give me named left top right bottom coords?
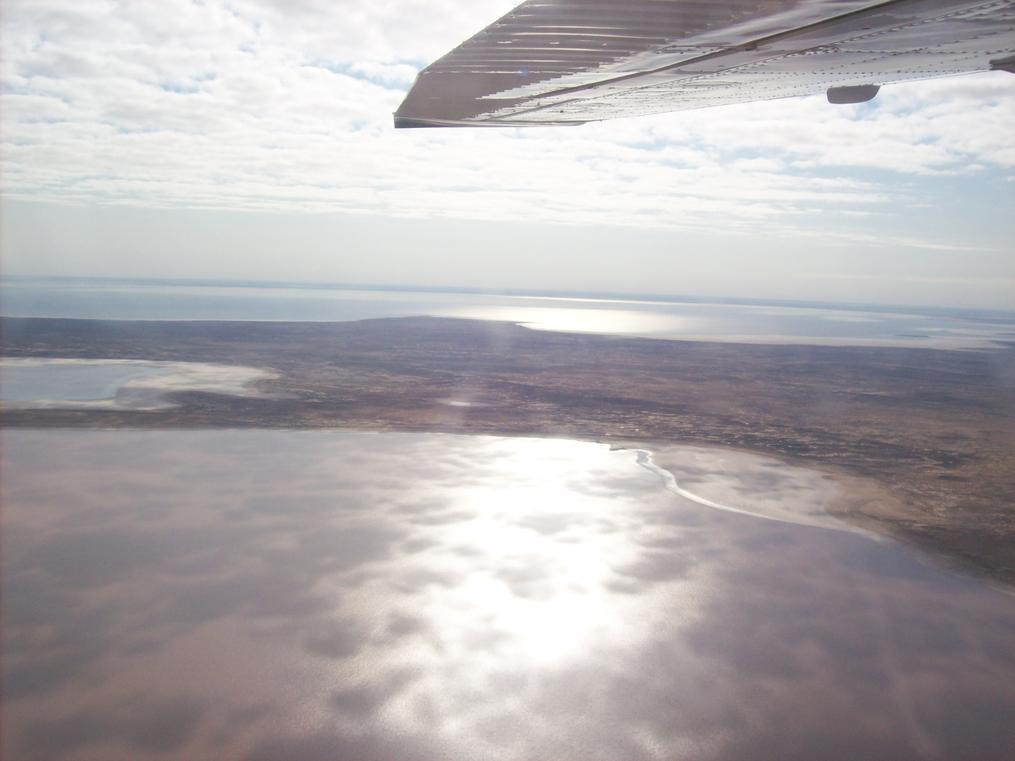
left=394, top=0, right=1015, bottom=127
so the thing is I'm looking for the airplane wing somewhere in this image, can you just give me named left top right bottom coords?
left=393, top=0, right=1015, bottom=127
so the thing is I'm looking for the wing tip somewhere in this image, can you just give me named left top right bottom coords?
left=392, top=114, right=587, bottom=129
left=393, top=116, right=459, bottom=129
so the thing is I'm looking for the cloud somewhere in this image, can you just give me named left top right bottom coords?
left=0, top=0, right=1012, bottom=254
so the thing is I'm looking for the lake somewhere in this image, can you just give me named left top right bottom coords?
left=0, top=358, right=276, bottom=410
left=4, top=277, right=1013, bottom=349
left=3, top=429, right=1014, bottom=761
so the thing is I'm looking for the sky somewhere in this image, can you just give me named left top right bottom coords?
left=1, top=0, right=1013, bottom=309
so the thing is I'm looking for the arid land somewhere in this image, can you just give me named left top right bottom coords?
left=2, top=316, right=1014, bottom=586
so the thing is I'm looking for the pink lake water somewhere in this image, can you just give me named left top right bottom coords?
left=2, top=429, right=1015, bottom=761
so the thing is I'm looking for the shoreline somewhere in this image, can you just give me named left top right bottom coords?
left=0, top=415, right=1006, bottom=588
left=624, top=442, right=875, bottom=535
left=2, top=314, right=1012, bottom=588
left=0, top=357, right=277, bottom=411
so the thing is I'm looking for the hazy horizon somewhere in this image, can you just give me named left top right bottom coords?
left=2, top=1, right=1014, bottom=312
left=4, top=269, right=1015, bottom=316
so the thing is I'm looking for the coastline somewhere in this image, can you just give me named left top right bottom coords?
left=2, top=314, right=1012, bottom=588
left=0, top=357, right=277, bottom=411
left=623, top=436, right=1015, bottom=591
left=621, top=441, right=875, bottom=535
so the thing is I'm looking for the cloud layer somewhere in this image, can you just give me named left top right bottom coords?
left=2, top=0, right=1013, bottom=252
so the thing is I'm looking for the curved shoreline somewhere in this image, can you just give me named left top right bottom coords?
left=2, top=314, right=1011, bottom=589
left=626, top=444, right=873, bottom=536
left=0, top=357, right=278, bottom=411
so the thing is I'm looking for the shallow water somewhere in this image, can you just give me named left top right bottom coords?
left=4, top=277, right=1013, bottom=348
left=2, top=430, right=1015, bottom=761
left=0, top=358, right=275, bottom=410
left=0, top=362, right=164, bottom=403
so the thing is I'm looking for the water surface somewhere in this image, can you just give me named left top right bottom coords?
left=0, top=358, right=276, bottom=410
left=1, top=361, right=164, bottom=402
left=3, top=430, right=1014, bottom=761
left=4, top=277, right=1013, bottom=349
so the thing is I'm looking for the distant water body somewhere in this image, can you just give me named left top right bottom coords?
left=0, top=357, right=274, bottom=410
left=3, top=277, right=1013, bottom=349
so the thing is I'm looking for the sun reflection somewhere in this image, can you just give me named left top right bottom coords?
left=392, top=437, right=657, bottom=668
left=453, top=305, right=697, bottom=337
left=309, top=434, right=698, bottom=754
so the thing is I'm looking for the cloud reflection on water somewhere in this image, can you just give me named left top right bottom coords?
left=2, top=430, right=1015, bottom=760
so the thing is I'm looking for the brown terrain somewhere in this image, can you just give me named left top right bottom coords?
left=2, top=315, right=1014, bottom=586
